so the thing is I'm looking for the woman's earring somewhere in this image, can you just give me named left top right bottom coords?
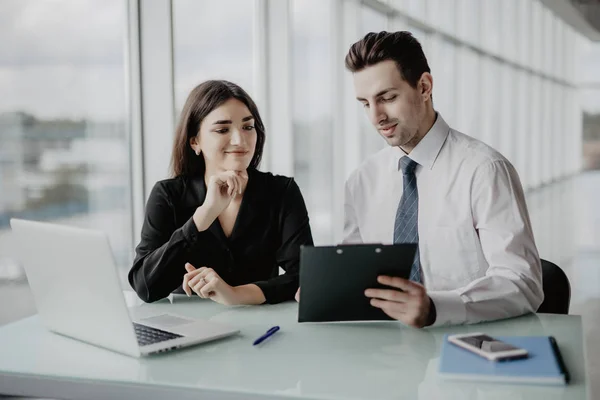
left=195, top=150, right=200, bottom=156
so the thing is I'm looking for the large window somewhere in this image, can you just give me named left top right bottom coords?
left=0, top=0, right=132, bottom=281
left=481, top=0, right=501, bottom=56
left=429, top=37, right=457, bottom=127
left=457, top=0, right=480, bottom=46
left=580, top=38, right=600, bottom=172
left=501, top=0, right=518, bottom=62
left=399, top=0, right=427, bottom=22
left=172, top=0, right=255, bottom=112
left=0, top=0, right=587, bottom=327
left=479, top=56, right=500, bottom=148
left=291, top=0, right=333, bottom=245
left=359, top=5, right=388, bottom=158
left=429, top=0, right=456, bottom=35
left=497, top=63, right=515, bottom=165
left=517, top=0, right=532, bottom=67
left=531, top=1, right=544, bottom=73
left=455, top=47, right=481, bottom=137
left=515, top=69, right=530, bottom=189
left=529, top=75, right=543, bottom=187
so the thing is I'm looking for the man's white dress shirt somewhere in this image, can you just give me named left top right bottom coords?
left=343, top=114, right=544, bottom=326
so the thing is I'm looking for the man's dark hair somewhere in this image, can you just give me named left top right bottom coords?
left=345, top=31, right=431, bottom=90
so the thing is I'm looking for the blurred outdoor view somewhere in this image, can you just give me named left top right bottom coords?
left=582, top=35, right=600, bottom=170
left=0, top=0, right=133, bottom=284
left=584, top=112, right=600, bottom=169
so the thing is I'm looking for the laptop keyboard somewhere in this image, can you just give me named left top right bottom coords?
left=133, top=323, right=183, bottom=346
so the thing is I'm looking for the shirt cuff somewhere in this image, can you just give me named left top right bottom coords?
left=427, top=290, right=466, bottom=327
left=181, top=217, right=200, bottom=245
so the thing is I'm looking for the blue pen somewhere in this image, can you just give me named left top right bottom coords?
left=253, top=326, right=280, bottom=346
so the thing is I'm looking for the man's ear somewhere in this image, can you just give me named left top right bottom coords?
left=419, top=72, right=433, bottom=101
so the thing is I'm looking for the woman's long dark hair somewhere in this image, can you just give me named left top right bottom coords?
left=170, top=80, right=266, bottom=177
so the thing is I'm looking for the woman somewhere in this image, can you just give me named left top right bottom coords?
left=129, top=80, right=313, bottom=305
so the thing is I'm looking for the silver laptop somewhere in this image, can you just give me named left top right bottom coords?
left=10, top=218, right=239, bottom=357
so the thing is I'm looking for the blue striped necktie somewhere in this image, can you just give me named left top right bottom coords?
left=393, top=156, right=422, bottom=283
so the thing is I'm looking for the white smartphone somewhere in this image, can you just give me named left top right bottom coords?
left=447, top=332, right=529, bottom=361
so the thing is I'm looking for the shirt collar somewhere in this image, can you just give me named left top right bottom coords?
left=390, top=113, right=449, bottom=171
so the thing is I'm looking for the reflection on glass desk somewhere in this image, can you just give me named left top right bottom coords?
left=0, top=293, right=588, bottom=400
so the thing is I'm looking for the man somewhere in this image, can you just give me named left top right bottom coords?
left=343, top=31, right=543, bottom=328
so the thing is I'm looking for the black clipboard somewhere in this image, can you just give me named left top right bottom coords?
left=298, top=243, right=417, bottom=322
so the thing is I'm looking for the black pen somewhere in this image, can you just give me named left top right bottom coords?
left=549, top=336, right=571, bottom=384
